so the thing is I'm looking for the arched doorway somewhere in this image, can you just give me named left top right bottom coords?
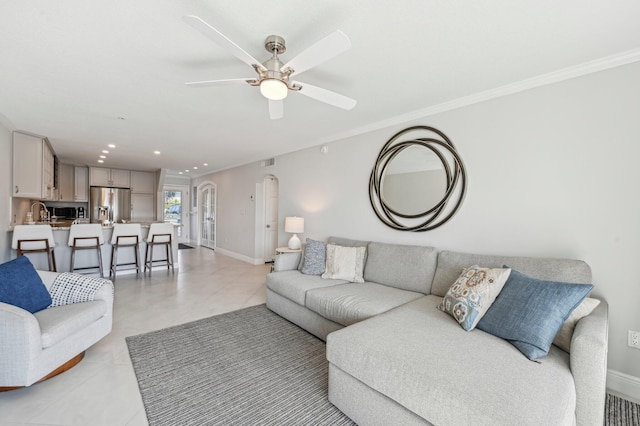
left=198, top=182, right=216, bottom=250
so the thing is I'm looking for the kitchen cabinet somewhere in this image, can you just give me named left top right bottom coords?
left=130, top=171, right=155, bottom=194
left=89, top=167, right=130, bottom=188
left=74, top=166, right=89, bottom=202
left=131, top=193, right=154, bottom=222
left=55, top=163, right=75, bottom=201
left=12, top=131, right=55, bottom=200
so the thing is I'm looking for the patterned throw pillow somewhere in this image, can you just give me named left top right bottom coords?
left=321, top=244, right=366, bottom=283
left=49, top=273, right=111, bottom=307
left=301, top=238, right=327, bottom=275
left=438, top=265, right=511, bottom=331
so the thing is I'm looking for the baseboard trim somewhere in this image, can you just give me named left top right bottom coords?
left=607, top=369, right=640, bottom=402
left=214, top=248, right=263, bottom=265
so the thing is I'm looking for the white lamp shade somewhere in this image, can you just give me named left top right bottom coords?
left=260, top=79, right=288, bottom=100
left=285, top=217, right=304, bottom=234
left=285, top=216, right=304, bottom=250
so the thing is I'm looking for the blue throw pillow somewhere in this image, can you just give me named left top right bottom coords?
left=476, top=269, right=593, bottom=361
left=0, top=256, right=52, bottom=313
left=301, top=238, right=327, bottom=275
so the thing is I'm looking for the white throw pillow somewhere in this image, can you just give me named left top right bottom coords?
left=553, top=297, right=601, bottom=353
left=321, top=244, right=366, bottom=283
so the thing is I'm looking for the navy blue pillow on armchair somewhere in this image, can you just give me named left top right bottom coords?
left=0, top=256, right=52, bottom=313
left=476, top=269, right=592, bottom=361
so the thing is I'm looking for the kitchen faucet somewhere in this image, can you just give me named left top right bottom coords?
left=31, top=202, right=50, bottom=222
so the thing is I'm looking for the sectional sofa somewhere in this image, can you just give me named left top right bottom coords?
left=266, top=237, right=608, bottom=426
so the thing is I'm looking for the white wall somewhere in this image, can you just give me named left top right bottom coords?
left=195, top=61, right=640, bottom=383
left=0, top=119, right=13, bottom=262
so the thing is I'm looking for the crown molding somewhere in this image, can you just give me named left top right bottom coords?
left=317, top=48, right=640, bottom=146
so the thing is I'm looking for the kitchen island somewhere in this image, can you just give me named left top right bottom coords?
left=6, top=223, right=179, bottom=276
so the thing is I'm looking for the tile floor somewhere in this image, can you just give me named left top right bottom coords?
left=0, top=246, right=271, bottom=426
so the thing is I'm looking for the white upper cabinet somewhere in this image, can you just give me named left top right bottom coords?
left=89, top=167, right=130, bottom=188
left=12, top=131, right=55, bottom=200
left=55, top=163, right=75, bottom=201
left=130, top=171, right=155, bottom=194
left=74, top=166, right=89, bottom=202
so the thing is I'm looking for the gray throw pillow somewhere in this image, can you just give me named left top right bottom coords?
left=301, top=238, right=326, bottom=275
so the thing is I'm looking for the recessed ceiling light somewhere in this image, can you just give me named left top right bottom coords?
left=98, top=159, right=104, bottom=163
left=102, top=150, right=109, bottom=154
left=99, top=155, right=106, bottom=159
left=193, top=166, right=198, bottom=170
left=179, top=172, right=183, bottom=175
left=154, top=151, right=161, bottom=155
left=203, top=163, right=208, bottom=166
left=108, top=144, right=116, bottom=148
left=185, top=169, right=190, bottom=173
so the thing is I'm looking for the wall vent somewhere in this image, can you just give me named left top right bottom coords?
left=262, top=158, right=275, bottom=167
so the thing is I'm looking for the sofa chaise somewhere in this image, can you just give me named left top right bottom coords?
left=266, top=237, right=608, bottom=426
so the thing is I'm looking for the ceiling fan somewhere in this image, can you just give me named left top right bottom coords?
left=182, top=15, right=357, bottom=120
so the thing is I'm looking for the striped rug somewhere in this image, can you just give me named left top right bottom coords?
left=126, top=304, right=354, bottom=426
left=605, top=393, right=640, bottom=426
left=127, top=304, right=638, bottom=425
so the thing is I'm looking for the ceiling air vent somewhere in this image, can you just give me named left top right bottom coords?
left=261, top=158, right=275, bottom=167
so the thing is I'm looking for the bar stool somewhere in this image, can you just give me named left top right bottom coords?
left=11, top=225, right=57, bottom=271
left=109, top=223, right=142, bottom=280
left=68, top=223, right=105, bottom=277
left=144, top=223, right=175, bottom=275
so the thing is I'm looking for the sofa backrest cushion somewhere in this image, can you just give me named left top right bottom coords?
left=328, top=237, right=369, bottom=248
left=364, top=242, right=438, bottom=294
left=431, top=250, right=592, bottom=297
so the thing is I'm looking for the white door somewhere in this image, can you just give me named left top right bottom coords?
left=263, top=176, right=278, bottom=262
left=200, top=184, right=216, bottom=249
left=163, top=186, right=189, bottom=243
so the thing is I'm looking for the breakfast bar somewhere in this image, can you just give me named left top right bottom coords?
left=7, top=223, right=179, bottom=276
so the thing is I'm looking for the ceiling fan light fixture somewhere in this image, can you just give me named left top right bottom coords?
left=260, top=79, right=288, bottom=100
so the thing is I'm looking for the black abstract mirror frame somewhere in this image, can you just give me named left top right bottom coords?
left=369, top=125, right=467, bottom=231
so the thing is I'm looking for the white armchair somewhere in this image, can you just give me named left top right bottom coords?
left=0, top=270, right=114, bottom=390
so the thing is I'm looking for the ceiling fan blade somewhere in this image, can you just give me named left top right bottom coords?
left=269, top=100, right=284, bottom=120
left=294, top=81, right=356, bottom=110
left=282, top=30, right=351, bottom=76
left=182, top=15, right=267, bottom=72
left=185, top=78, right=256, bottom=88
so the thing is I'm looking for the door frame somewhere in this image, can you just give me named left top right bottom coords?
left=197, top=181, right=217, bottom=249
left=162, top=184, right=190, bottom=243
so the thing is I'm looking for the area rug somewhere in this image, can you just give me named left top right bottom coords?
left=126, top=304, right=354, bottom=426
left=605, top=393, right=640, bottom=426
left=177, top=243, right=194, bottom=250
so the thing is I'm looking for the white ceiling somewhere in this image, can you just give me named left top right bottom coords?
left=2, top=1, right=640, bottom=177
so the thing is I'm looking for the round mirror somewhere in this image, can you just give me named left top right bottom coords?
left=369, top=126, right=467, bottom=231
left=381, top=145, right=447, bottom=216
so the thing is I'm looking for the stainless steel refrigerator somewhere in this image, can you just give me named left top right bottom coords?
left=89, top=187, right=132, bottom=224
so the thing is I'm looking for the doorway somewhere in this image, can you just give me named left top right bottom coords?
left=162, top=185, right=189, bottom=243
left=199, top=183, right=216, bottom=250
left=263, top=176, right=279, bottom=262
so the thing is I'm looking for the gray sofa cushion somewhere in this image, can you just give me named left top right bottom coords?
left=266, top=270, right=347, bottom=305
left=327, top=237, right=369, bottom=248
left=364, top=242, right=438, bottom=294
left=327, top=295, right=577, bottom=425
left=431, top=250, right=592, bottom=297
left=306, top=282, right=423, bottom=326
left=34, top=300, right=108, bottom=348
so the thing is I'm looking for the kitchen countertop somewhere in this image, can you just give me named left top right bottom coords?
left=7, top=222, right=182, bottom=231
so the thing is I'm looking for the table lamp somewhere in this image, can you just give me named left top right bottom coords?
left=285, top=216, right=304, bottom=250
